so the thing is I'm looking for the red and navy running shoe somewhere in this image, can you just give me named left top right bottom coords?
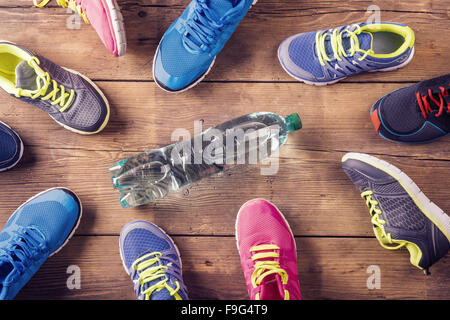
left=370, top=74, right=450, bottom=143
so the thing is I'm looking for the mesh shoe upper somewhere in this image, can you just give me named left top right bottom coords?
left=153, top=0, right=254, bottom=91
left=15, top=55, right=109, bottom=133
left=0, top=122, right=22, bottom=171
left=0, top=188, right=81, bottom=300
left=373, top=74, right=450, bottom=142
left=342, top=154, right=450, bottom=272
left=119, top=221, right=188, bottom=300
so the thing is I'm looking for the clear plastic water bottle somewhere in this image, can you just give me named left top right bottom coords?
left=110, top=112, right=302, bottom=208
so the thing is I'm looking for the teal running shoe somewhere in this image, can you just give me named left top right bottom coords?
left=119, top=221, right=188, bottom=300
left=153, top=0, right=256, bottom=92
left=0, top=188, right=82, bottom=300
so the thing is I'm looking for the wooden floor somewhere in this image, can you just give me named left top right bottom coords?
left=1, top=0, right=449, bottom=300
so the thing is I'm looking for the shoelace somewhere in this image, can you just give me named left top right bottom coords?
left=16, top=57, right=75, bottom=112
left=416, top=84, right=450, bottom=119
left=180, top=0, right=245, bottom=54
left=33, top=0, right=89, bottom=24
left=0, top=227, right=48, bottom=277
left=316, top=24, right=374, bottom=67
left=361, top=190, right=406, bottom=250
left=250, top=244, right=290, bottom=300
left=131, top=252, right=182, bottom=300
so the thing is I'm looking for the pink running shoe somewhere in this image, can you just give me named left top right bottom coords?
left=235, top=199, right=301, bottom=300
left=34, top=0, right=127, bottom=57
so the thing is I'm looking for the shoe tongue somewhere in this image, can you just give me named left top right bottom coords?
left=324, top=31, right=373, bottom=59
left=15, top=60, right=38, bottom=91
left=259, top=274, right=285, bottom=300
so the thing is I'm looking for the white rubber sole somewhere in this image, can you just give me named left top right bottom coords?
left=342, top=152, right=450, bottom=242
left=0, top=121, right=24, bottom=172
left=105, top=0, right=127, bottom=57
left=5, top=187, right=83, bottom=257
left=52, top=67, right=110, bottom=135
left=234, top=198, right=297, bottom=254
left=279, top=46, right=415, bottom=86
left=152, top=0, right=258, bottom=93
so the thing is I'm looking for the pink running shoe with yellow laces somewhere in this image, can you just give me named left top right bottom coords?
left=34, top=0, right=127, bottom=57
left=235, top=199, right=301, bottom=300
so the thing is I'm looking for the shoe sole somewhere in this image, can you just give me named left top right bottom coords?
left=278, top=45, right=415, bottom=86
left=342, top=152, right=450, bottom=242
left=0, top=121, right=24, bottom=172
left=6, top=187, right=83, bottom=257
left=152, top=0, right=259, bottom=93
left=235, top=198, right=297, bottom=253
left=103, top=0, right=127, bottom=57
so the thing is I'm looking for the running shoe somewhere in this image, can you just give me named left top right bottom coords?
left=235, top=199, right=301, bottom=300
left=342, top=153, right=450, bottom=274
left=153, top=0, right=256, bottom=92
left=34, top=0, right=127, bottom=57
left=0, top=41, right=110, bottom=134
left=0, top=188, right=82, bottom=300
left=370, top=74, right=450, bottom=143
left=0, top=121, right=23, bottom=172
left=278, top=22, right=415, bottom=85
left=119, top=221, right=188, bottom=300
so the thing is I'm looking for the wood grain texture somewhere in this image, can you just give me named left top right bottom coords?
left=14, top=236, right=450, bottom=300
left=0, top=0, right=449, bottom=300
left=1, top=82, right=450, bottom=237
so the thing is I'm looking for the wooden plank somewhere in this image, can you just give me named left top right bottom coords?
left=15, top=236, right=450, bottom=300
left=1, top=82, right=449, bottom=236
left=0, top=1, right=448, bottom=81
left=2, top=82, right=450, bottom=158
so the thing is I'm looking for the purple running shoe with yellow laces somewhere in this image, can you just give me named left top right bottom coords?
left=342, top=153, right=450, bottom=274
left=119, top=221, right=188, bottom=300
left=278, top=22, right=415, bottom=85
left=0, top=41, right=110, bottom=134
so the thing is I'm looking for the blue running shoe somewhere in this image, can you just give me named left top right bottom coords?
left=370, top=74, right=450, bottom=143
left=278, top=22, right=415, bottom=85
left=0, top=188, right=82, bottom=300
left=153, top=0, right=256, bottom=92
left=119, top=221, right=188, bottom=300
left=0, top=121, right=23, bottom=172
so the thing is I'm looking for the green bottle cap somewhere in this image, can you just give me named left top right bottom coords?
left=285, top=113, right=302, bottom=132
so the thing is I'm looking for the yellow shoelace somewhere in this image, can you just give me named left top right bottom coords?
left=361, top=190, right=406, bottom=250
left=250, top=244, right=290, bottom=300
left=33, top=0, right=89, bottom=24
left=132, top=252, right=182, bottom=300
left=16, top=57, right=75, bottom=112
left=316, top=24, right=374, bottom=67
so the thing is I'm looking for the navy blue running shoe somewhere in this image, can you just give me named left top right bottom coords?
left=342, top=153, right=450, bottom=274
left=0, top=121, right=23, bottom=172
left=371, top=74, right=450, bottom=143
left=278, top=22, right=415, bottom=85
left=153, top=0, right=256, bottom=92
left=119, top=221, right=188, bottom=300
left=0, top=188, right=82, bottom=300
